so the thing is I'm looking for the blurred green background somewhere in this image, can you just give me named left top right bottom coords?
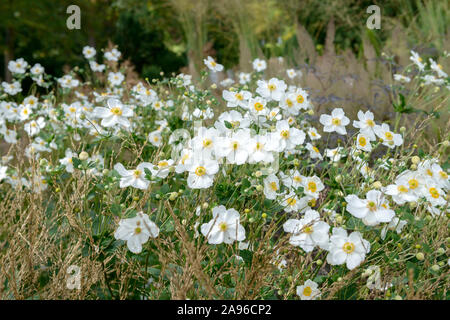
left=1, top=0, right=448, bottom=81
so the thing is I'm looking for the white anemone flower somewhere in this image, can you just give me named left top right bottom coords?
left=216, top=129, right=251, bottom=165
left=204, top=56, right=223, bottom=72
left=374, top=123, right=403, bottom=149
left=59, top=149, right=78, bottom=173
left=283, top=210, right=330, bottom=252
left=8, top=58, right=28, bottom=74
left=222, top=90, right=251, bottom=108
left=200, top=205, right=245, bottom=244
left=296, top=279, right=321, bottom=300
left=410, top=50, right=425, bottom=71
left=24, top=117, right=45, bottom=136
left=252, top=58, right=267, bottom=72
left=93, top=98, right=133, bottom=128
left=256, top=78, right=287, bottom=101
left=114, top=212, right=159, bottom=254
left=345, top=190, right=395, bottom=226
left=104, top=48, right=121, bottom=61
left=326, top=227, right=370, bottom=270
left=302, top=176, right=324, bottom=199
left=108, top=72, right=125, bottom=86
left=319, top=108, right=350, bottom=135
left=286, top=69, right=298, bottom=79
left=186, top=157, right=219, bottom=189
left=114, top=162, right=153, bottom=190
left=150, top=159, right=174, bottom=179
left=82, top=46, right=96, bottom=59
left=355, top=133, right=372, bottom=152
left=429, top=58, right=448, bottom=78
left=272, top=120, right=305, bottom=152
left=263, top=174, right=280, bottom=200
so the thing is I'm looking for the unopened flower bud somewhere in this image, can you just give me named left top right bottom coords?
left=169, top=192, right=178, bottom=201
left=79, top=151, right=89, bottom=160
left=372, top=181, right=382, bottom=189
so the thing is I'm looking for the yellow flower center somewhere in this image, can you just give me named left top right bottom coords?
left=158, top=161, right=168, bottom=167
left=219, top=222, right=228, bottom=231
left=210, top=61, right=217, bottom=67
left=303, top=286, right=312, bottom=297
left=426, top=169, right=433, bottom=176
left=358, top=136, right=367, bottom=147
left=287, top=197, right=297, bottom=206
left=367, top=201, right=377, bottom=211
left=331, top=118, right=341, bottom=126
left=303, top=226, right=313, bottom=234
left=256, top=142, right=262, bottom=150
left=312, top=146, right=319, bottom=153
left=181, top=154, right=189, bottom=164
left=429, top=188, right=439, bottom=199
left=231, top=121, right=240, bottom=128
left=280, top=130, right=290, bottom=139
left=195, top=166, right=206, bottom=176
left=384, top=132, right=393, bottom=141
left=254, top=102, right=264, bottom=111
left=307, top=181, right=317, bottom=193
left=268, top=84, right=276, bottom=91
left=366, top=119, right=375, bottom=127
left=343, top=242, right=355, bottom=254
left=111, top=107, right=122, bottom=116
left=286, top=99, right=293, bottom=107
left=439, top=171, right=448, bottom=179
left=203, top=139, right=212, bottom=147
left=397, top=185, right=408, bottom=193
left=293, top=176, right=302, bottom=183
left=269, top=182, right=278, bottom=191
left=408, top=179, right=419, bottom=189
left=235, top=93, right=243, bottom=101
left=296, top=95, right=304, bottom=104
left=133, top=170, right=142, bottom=178
left=308, top=198, right=316, bottom=207
left=231, top=141, right=239, bottom=150
left=135, top=227, right=142, bottom=234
